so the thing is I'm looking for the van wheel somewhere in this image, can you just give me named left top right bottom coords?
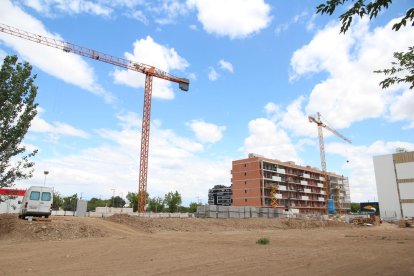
left=45, top=215, right=49, bottom=219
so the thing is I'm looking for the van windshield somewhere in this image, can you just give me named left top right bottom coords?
left=30, top=191, right=40, bottom=200
left=41, top=192, right=51, bottom=201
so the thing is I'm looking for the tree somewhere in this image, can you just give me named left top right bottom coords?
left=0, top=55, right=38, bottom=187
left=147, top=196, right=165, bottom=213
left=126, top=191, right=146, bottom=212
left=188, top=202, right=201, bottom=213
left=62, top=193, right=78, bottom=211
left=164, top=191, right=182, bottom=213
left=316, top=1, right=414, bottom=89
left=109, top=196, right=126, bottom=208
left=350, top=202, right=360, bottom=213
left=52, top=191, right=63, bottom=210
left=87, top=197, right=109, bottom=211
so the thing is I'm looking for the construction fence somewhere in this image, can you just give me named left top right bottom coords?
left=196, top=205, right=285, bottom=219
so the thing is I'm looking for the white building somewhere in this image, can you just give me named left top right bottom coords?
left=373, top=150, right=414, bottom=221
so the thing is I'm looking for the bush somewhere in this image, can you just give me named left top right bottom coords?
left=256, top=237, right=270, bottom=245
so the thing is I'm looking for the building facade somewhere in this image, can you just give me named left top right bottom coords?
left=208, top=185, right=232, bottom=206
left=231, top=154, right=351, bottom=215
left=373, top=150, right=414, bottom=220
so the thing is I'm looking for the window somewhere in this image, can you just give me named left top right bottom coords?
left=245, top=190, right=247, bottom=194
left=245, top=199, right=247, bottom=203
left=30, top=191, right=40, bottom=200
left=41, top=192, right=51, bottom=201
left=244, top=172, right=247, bottom=176
left=245, top=181, right=247, bottom=185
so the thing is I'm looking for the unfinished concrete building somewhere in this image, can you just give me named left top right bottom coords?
left=231, top=153, right=351, bottom=215
left=208, top=185, right=232, bottom=206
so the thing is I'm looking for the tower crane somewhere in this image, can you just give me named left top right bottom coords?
left=308, top=112, right=351, bottom=214
left=0, top=23, right=189, bottom=213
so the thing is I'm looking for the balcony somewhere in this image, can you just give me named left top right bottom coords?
left=275, top=194, right=283, bottom=199
left=301, top=196, right=309, bottom=200
left=300, top=180, right=308, bottom=185
left=317, top=183, right=324, bottom=188
left=272, top=176, right=282, bottom=182
left=277, top=168, right=285, bottom=174
left=318, top=197, right=325, bottom=202
left=320, top=191, right=325, bottom=195
left=278, top=185, right=286, bottom=191
left=304, top=188, right=311, bottom=193
left=319, top=176, right=325, bottom=181
left=303, top=173, right=310, bottom=179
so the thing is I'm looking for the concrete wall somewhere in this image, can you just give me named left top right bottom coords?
left=373, top=154, right=401, bottom=220
left=196, top=205, right=283, bottom=219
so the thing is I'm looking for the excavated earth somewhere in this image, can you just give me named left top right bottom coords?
left=0, top=214, right=413, bottom=275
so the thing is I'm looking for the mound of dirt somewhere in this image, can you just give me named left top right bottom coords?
left=105, top=214, right=350, bottom=233
left=0, top=214, right=107, bottom=241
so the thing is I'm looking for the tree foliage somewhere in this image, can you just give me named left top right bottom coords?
left=316, top=1, right=414, bottom=89
left=147, top=196, right=165, bottom=213
left=188, top=202, right=201, bottom=213
left=126, top=192, right=138, bottom=212
left=0, top=55, right=38, bottom=187
left=350, top=202, right=360, bottom=213
left=52, top=191, right=63, bottom=210
left=62, top=193, right=78, bottom=211
left=109, top=195, right=126, bottom=208
left=164, top=191, right=182, bottom=213
left=87, top=197, right=110, bottom=211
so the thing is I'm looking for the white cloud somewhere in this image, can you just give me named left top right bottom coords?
left=242, top=118, right=302, bottom=163
left=0, top=0, right=115, bottom=103
left=208, top=67, right=219, bottom=81
left=112, top=36, right=189, bottom=100
left=187, top=0, right=272, bottom=39
left=326, top=140, right=414, bottom=202
left=388, top=89, right=414, bottom=129
left=23, top=0, right=112, bottom=16
left=187, top=120, right=226, bottom=143
left=129, top=9, right=149, bottom=24
left=30, top=110, right=89, bottom=140
left=219, top=59, right=234, bottom=73
left=21, top=113, right=230, bottom=204
left=275, top=10, right=308, bottom=35
left=290, top=17, right=414, bottom=129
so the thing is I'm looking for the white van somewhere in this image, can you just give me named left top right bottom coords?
left=19, top=186, right=53, bottom=219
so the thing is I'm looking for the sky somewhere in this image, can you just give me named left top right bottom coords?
left=0, top=0, right=413, bottom=205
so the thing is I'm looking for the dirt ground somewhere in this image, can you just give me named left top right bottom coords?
left=0, top=214, right=413, bottom=276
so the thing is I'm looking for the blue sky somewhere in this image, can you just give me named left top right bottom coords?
left=0, top=0, right=413, bottom=204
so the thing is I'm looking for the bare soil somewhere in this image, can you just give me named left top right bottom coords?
left=0, top=214, right=413, bottom=275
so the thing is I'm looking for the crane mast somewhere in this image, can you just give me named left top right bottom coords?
left=308, top=112, right=351, bottom=214
left=0, top=23, right=189, bottom=213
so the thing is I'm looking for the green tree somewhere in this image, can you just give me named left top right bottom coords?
left=87, top=197, right=109, bottom=211
left=164, top=191, right=182, bottom=213
left=126, top=192, right=144, bottom=212
left=109, top=196, right=126, bottom=208
left=350, top=202, right=360, bottom=213
left=52, top=191, right=63, bottom=210
left=147, top=196, right=165, bottom=213
left=0, top=55, right=38, bottom=187
left=62, top=193, right=78, bottom=211
left=316, top=1, right=414, bottom=89
left=188, top=202, right=201, bottom=213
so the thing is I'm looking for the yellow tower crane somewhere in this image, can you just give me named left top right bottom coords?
left=308, top=112, right=351, bottom=214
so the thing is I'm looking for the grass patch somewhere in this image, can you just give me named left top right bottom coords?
left=256, top=237, right=270, bottom=245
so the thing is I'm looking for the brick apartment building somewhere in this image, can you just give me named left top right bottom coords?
left=231, top=154, right=351, bottom=215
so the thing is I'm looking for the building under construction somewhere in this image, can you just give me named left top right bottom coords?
left=231, top=153, right=351, bottom=214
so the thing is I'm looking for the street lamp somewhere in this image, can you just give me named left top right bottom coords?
left=43, top=171, right=49, bottom=186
